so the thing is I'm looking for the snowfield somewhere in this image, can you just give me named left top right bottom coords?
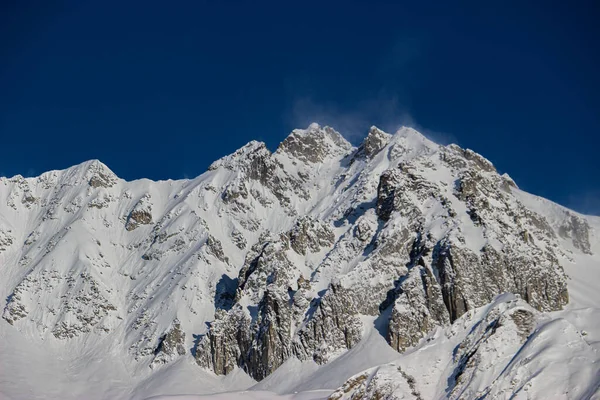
left=0, top=124, right=598, bottom=400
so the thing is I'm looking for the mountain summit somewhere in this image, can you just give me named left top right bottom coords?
left=0, top=125, right=598, bottom=400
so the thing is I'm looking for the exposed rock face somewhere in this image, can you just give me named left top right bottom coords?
left=277, top=123, right=352, bottom=163
left=387, top=265, right=450, bottom=352
left=287, top=216, right=335, bottom=255
left=190, top=126, right=573, bottom=381
left=2, top=293, right=27, bottom=325
left=88, top=161, right=118, bottom=188
left=354, top=126, right=392, bottom=160
left=235, top=234, right=297, bottom=304
left=151, top=320, right=187, bottom=368
left=206, top=235, right=229, bottom=264
left=432, top=241, right=568, bottom=320
left=294, top=282, right=364, bottom=365
left=231, top=228, right=247, bottom=250
left=4, top=175, right=37, bottom=210
left=125, top=194, right=153, bottom=231
left=374, top=143, right=569, bottom=352
left=212, top=139, right=318, bottom=213
left=375, top=168, right=403, bottom=222
left=195, top=306, right=252, bottom=375
left=244, top=285, right=292, bottom=379
left=195, top=218, right=341, bottom=379
left=559, top=214, right=592, bottom=254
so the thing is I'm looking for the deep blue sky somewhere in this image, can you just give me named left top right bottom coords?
left=1, top=1, right=599, bottom=214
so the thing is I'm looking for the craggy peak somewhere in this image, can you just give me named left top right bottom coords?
left=1, top=125, right=598, bottom=399
left=2, top=2, right=599, bottom=398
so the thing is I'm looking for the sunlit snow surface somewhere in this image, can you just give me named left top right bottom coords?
left=0, top=125, right=598, bottom=400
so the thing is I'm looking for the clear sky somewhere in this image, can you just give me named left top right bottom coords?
left=1, top=1, right=599, bottom=214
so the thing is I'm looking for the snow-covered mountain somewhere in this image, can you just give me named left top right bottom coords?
left=0, top=124, right=598, bottom=400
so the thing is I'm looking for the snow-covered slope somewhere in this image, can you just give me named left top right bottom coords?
left=0, top=124, right=598, bottom=400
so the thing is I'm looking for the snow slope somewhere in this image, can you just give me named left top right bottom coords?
left=0, top=124, right=598, bottom=400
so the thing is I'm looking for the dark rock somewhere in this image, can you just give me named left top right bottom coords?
left=125, top=195, right=153, bottom=231
left=559, top=214, right=593, bottom=255
left=243, top=285, right=292, bottom=380
left=287, top=217, right=335, bottom=255
left=387, top=266, right=450, bottom=352
left=206, top=235, right=229, bottom=264
left=195, top=306, right=252, bottom=375
left=151, top=320, right=187, bottom=368
left=277, top=124, right=352, bottom=164
left=376, top=169, right=403, bottom=221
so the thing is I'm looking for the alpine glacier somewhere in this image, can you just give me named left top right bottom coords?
left=0, top=124, right=598, bottom=400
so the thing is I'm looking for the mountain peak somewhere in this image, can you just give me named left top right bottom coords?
left=18, top=159, right=119, bottom=188
left=357, top=126, right=392, bottom=159
left=394, top=126, right=429, bottom=141
left=276, top=123, right=353, bottom=163
left=79, top=159, right=118, bottom=187
left=208, top=140, right=270, bottom=171
left=307, top=122, right=321, bottom=131
left=387, top=126, right=440, bottom=157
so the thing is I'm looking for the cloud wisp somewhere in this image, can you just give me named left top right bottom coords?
left=567, top=190, right=600, bottom=216
left=286, top=96, right=457, bottom=146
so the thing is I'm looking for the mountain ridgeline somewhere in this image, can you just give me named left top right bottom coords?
left=0, top=124, right=594, bottom=397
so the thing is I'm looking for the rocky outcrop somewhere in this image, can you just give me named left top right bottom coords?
left=387, top=265, right=450, bottom=352
left=2, top=294, right=27, bottom=325
left=88, top=162, right=117, bottom=188
left=195, top=217, right=341, bottom=379
left=375, top=168, right=404, bottom=222
left=328, top=364, right=423, bottom=400
left=4, top=175, right=38, bottom=209
left=150, top=320, right=187, bottom=368
left=294, top=282, right=364, bottom=364
left=195, top=285, right=294, bottom=380
left=277, top=123, right=352, bottom=164
left=206, top=235, right=229, bottom=264
left=236, top=235, right=296, bottom=304
left=195, top=306, right=252, bottom=375
left=125, top=194, right=153, bottom=231
left=3, top=270, right=117, bottom=338
left=559, top=213, right=592, bottom=254
left=432, top=241, right=568, bottom=321
left=231, top=228, right=247, bottom=249
left=374, top=143, right=568, bottom=349
left=212, top=140, right=310, bottom=212
left=287, top=216, right=335, bottom=255
left=244, top=285, right=293, bottom=380
left=353, top=126, right=392, bottom=161
left=0, top=229, right=14, bottom=253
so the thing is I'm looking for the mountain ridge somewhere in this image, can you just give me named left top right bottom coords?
left=0, top=124, right=598, bottom=400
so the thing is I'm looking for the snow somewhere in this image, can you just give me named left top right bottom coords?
left=0, top=125, right=599, bottom=399
left=144, top=391, right=331, bottom=400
